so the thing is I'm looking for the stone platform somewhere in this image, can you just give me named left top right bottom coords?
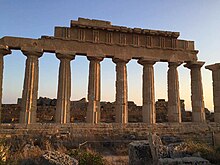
left=0, top=122, right=219, bottom=147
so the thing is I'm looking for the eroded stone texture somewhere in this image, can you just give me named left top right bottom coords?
left=206, top=63, right=220, bottom=123
left=86, top=57, right=103, bottom=123
left=129, top=141, right=152, bottom=165
left=20, top=47, right=43, bottom=124
left=113, top=58, right=129, bottom=123
left=0, top=18, right=204, bottom=124
left=55, top=51, right=75, bottom=124
left=167, top=62, right=181, bottom=123
left=184, top=61, right=205, bottom=122
left=0, top=45, right=11, bottom=123
left=138, top=59, right=156, bottom=124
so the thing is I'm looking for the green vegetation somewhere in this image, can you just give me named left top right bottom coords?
left=185, top=140, right=220, bottom=164
left=69, top=149, right=107, bottom=165
left=0, top=139, right=8, bottom=165
left=0, top=136, right=107, bottom=165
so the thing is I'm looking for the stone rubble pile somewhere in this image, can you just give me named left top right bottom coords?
left=129, top=133, right=211, bottom=165
left=41, top=151, right=78, bottom=165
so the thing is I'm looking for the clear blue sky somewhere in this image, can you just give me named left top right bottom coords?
left=0, top=0, right=220, bottom=110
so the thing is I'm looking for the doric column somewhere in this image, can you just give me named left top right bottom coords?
left=138, top=59, right=156, bottom=124
left=113, top=58, right=129, bottom=123
left=206, top=63, right=220, bottom=122
left=167, top=62, right=182, bottom=123
left=86, top=57, right=103, bottom=123
left=55, top=51, right=75, bottom=124
left=20, top=48, right=43, bottom=124
left=184, top=61, right=205, bottom=122
left=0, top=45, right=11, bottom=123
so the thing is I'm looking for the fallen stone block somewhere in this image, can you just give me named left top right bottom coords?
left=40, top=150, right=78, bottom=165
left=129, top=140, right=152, bottom=165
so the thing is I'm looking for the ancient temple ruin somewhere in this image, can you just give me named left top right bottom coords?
left=0, top=18, right=218, bottom=124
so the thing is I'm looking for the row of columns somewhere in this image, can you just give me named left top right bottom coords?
left=0, top=46, right=208, bottom=124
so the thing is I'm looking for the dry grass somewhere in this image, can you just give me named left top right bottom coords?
left=103, top=155, right=128, bottom=165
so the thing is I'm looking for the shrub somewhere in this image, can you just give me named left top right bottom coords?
left=69, top=149, right=107, bottom=165
left=185, top=140, right=220, bottom=164
left=0, top=139, right=9, bottom=164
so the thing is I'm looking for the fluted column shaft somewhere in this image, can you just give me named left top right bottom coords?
left=56, top=52, right=75, bottom=124
left=206, top=63, right=220, bottom=122
left=113, top=58, right=129, bottom=123
left=0, top=45, right=11, bottom=123
left=185, top=61, right=205, bottom=122
left=20, top=48, right=43, bottom=124
left=138, top=59, right=156, bottom=124
left=168, top=62, right=181, bottom=123
left=86, top=57, right=103, bottom=123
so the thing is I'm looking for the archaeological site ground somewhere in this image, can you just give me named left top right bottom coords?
left=0, top=18, right=220, bottom=164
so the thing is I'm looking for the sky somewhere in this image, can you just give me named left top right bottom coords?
left=0, top=0, right=220, bottom=111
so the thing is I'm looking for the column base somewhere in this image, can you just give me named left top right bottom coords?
left=55, top=108, right=70, bottom=124
left=19, top=110, right=36, bottom=124
left=192, top=111, right=205, bottom=122
left=214, top=113, right=220, bottom=123
left=168, top=106, right=181, bottom=123
left=115, top=104, right=128, bottom=124
left=142, top=104, right=155, bottom=124
left=86, top=101, right=100, bottom=124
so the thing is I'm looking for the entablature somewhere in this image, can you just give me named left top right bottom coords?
left=0, top=17, right=199, bottom=63
left=55, top=18, right=195, bottom=51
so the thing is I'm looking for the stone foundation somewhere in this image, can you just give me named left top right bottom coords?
left=0, top=122, right=219, bottom=147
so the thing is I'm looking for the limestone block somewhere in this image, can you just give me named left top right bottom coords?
left=214, top=132, right=220, bottom=147
left=214, top=112, right=220, bottom=123
left=40, top=150, right=78, bottom=165
left=159, top=157, right=210, bottom=165
left=129, top=141, right=153, bottom=165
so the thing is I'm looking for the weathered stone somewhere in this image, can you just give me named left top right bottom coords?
left=113, top=58, right=129, bottom=123
left=129, top=141, right=153, bottom=165
left=184, top=61, right=206, bottom=122
left=0, top=45, right=11, bottom=123
left=138, top=59, right=156, bottom=124
left=55, top=51, right=75, bottom=124
left=40, top=150, right=78, bottom=165
left=86, top=57, right=103, bottom=124
left=167, top=62, right=182, bottom=123
left=206, top=63, right=220, bottom=123
left=20, top=48, right=43, bottom=124
left=0, top=18, right=211, bottom=125
left=159, top=157, right=210, bottom=165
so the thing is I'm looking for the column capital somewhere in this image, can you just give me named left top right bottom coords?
left=112, top=58, right=130, bottom=64
left=55, top=50, right=75, bottom=60
left=21, top=47, right=43, bottom=58
left=184, top=61, right=205, bottom=69
left=87, top=56, right=103, bottom=62
left=205, top=63, right=220, bottom=71
left=168, top=62, right=182, bottom=67
left=0, top=45, right=11, bottom=55
left=138, top=59, right=157, bottom=66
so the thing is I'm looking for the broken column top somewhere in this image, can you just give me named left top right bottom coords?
left=71, top=17, right=180, bottom=38
left=205, top=63, right=220, bottom=71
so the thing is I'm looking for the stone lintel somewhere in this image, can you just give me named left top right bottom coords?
left=2, top=36, right=198, bottom=62
left=21, top=47, right=43, bottom=57
left=55, top=50, right=76, bottom=60
left=184, top=61, right=205, bottom=69
left=205, top=63, right=220, bottom=71
left=0, top=45, right=11, bottom=55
